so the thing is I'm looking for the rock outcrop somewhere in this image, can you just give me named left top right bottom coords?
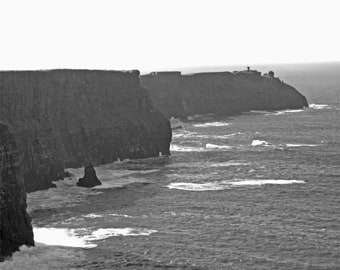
left=141, top=70, right=308, bottom=119
left=0, top=69, right=171, bottom=192
left=77, top=164, right=102, bottom=188
left=0, top=122, right=34, bottom=261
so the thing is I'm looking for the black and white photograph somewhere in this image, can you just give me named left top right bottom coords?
left=0, top=0, right=339, bottom=269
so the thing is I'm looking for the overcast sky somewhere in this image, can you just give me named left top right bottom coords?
left=1, top=0, right=339, bottom=71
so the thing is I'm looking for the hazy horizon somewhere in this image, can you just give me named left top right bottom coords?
left=1, top=0, right=339, bottom=71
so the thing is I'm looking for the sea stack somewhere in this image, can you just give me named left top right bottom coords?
left=0, top=123, right=34, bottom=261
left=77, top=164, right=102, bottom=188
left=141, top=70, right=309, bottom=119
left=0, top=69, right=171, bottom=193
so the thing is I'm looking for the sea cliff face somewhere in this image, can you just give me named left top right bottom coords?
left=0, top=70, right=171, bottom=192
left=141, top=71, right=308, bottom=118
left=0, top=123, right=34, bottom=261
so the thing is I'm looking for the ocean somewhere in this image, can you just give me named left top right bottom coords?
left=2, top=63, right=339, bottom=269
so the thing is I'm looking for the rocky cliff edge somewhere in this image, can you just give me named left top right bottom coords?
left=141, top=70, right=308, bottom=118
left=0, top=69, right=171, bottom=192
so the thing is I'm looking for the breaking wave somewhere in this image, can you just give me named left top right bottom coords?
left=33, top=227, right=157, bottom=248
left=309, top=103, right=330, bottom=110
left=205, top=143, right=232, bottom=150
left=170, top=143, right=232, bottom=152
left=286, top=144, right=320, bottom=148
left=272, top=109, right=304, bottom=115
left=167, top=179, right=305, bottom=191
left=170, top=144, right=206, bottom=152
left=193, top=122, right=230, bottom=127
left=251, top=140, right=271, bottom=147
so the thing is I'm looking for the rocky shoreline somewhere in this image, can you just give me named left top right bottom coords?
left=0, top=68, right=309, bottom=261
left=0, top=69, right=171, bottom=193
left=141, top=70, right=308, bottom=119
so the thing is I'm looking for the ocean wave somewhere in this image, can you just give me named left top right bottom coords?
left=205, top=143, right=232, bottom=150
left=33, top=227, right=157, bottom=248
left=272, top=109, right=304, bottom=115
left=195, top=132, right=242, bottom=139
left=167, top=179, right=305, bottom=191
left=251, top=140, right=271, bottom=147
left=170, top=144, right=206, bottom=152
left=230, top=179, right=305, bottom=186
left=193, top=122, right=230, bottom=127
left=109, top=213, right=133, bottom=218
left=172, top=131, right=198, bottom=139
left=82, top=213, right=103, bottom=218
left=248, top=110, right=273, bottom=115
left=286, top=143, right=320, bottom=148
left=167, top=182, right=226, bottom=191
left=309, top=103, right=331, bottom=110
left=170, top=143, right=233, bottom=152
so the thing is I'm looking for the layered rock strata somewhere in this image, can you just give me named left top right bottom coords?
left=0, top=70, right=171, bottom=192
left=0, top=123, right=34, bottom=261
left=141, top=70, right=308, bottom=118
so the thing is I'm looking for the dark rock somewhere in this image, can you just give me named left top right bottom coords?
left=77, top=164, right=102, bottom=188
left=141, top=70, right=308, bottom=119
left=0, top=122, right=34, bottom=261
left=0, top=69, right=171, bottom=192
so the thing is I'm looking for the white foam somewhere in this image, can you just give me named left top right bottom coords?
left=195, top=132, right=242, bottom=139
left=33, top=227, right=157, bottom=248
left=205, top=143, right=232, bottom=150
left=82, top=213, right=103, bottom=218
left=172, top=131, right=198, bottom=139
left=309, top=104, right=330, bottom=110
left=34, top=227, right=94, bottom=248
left=286, top=144, right=320, bottom=148
left=249, top=110, right=272, bottom=114
left=230, top=179, right=305, bottom=186
left=167, top=182, right=226, bottom=191
left=109, top=213, right=133, bottom=218
left=251, top=140, right=270, bottom=146
left=193, top=122, right=230, bottom=127
left=170, top=144, right=206, bottom=152
left=273, top=109, right=304, bottom=115
left=87, top=228, right=157, bottom=240
left=167, top=179, right=305, bottom=191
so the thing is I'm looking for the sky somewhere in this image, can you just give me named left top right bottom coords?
left=0, top=0, right=339, bottom=72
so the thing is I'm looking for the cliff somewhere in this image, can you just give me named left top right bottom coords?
left=0, top=123, right=34, bottom=261
left=141, top=70, right=308, bottom=118
left=0, top=70, right=171, bottom=192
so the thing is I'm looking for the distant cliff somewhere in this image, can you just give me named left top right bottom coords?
left=0, top=123, right=34, bottom=261
left=0, top=70, right=171, bottom=192
left=141, top=70, right=308, bottom=118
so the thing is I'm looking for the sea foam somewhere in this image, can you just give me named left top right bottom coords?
left=170, top=144, right=206, bottom=152
left=286, top=144, right=320, bottom=148
left=309, top=103, right=330, bottom=110
left=193, top=122, right=230, bottom=127
left=272, top=109, right=304, bottom=115
left=205, top=143, right=232, bottom=150
left=167, top=179, right=305, bottom=191
left=33, top=227, right=157, bottom=248
left=251, top=140, right=270, bottom=146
